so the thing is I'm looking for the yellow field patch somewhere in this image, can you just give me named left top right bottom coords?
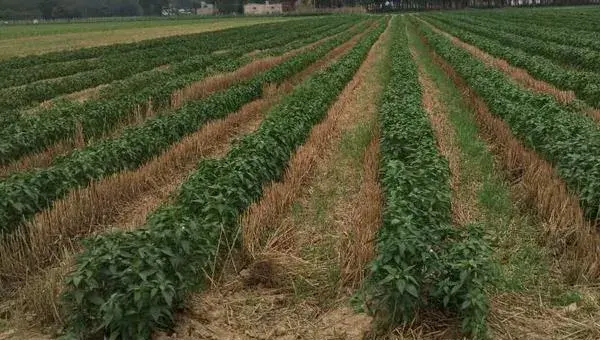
left=0, top=17, right=292, bottom=59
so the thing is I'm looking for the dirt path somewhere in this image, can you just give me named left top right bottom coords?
left=155, top=19, right=392, bottom=340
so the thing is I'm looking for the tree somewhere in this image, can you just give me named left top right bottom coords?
left=214, top=0, right=242, bottom=13
left=38, top=0, right=57, bottom=18
left=139, top=0, right=168, bottom=15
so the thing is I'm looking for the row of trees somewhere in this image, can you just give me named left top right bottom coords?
left=0, top=0, right=243, bottom=19
left=0, top=0, right=360, bottom=19
left=1, top=0, right=598, bottom=19
left=0, top=0, right=314, bottom=19
left=363, top=0, right=600, bottom=11
left=0, top=0, right=173, bottom=18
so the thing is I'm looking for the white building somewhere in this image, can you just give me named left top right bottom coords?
left=196, top=1, right=216, bottom=15
left=244, top=1, right=283, bottom=15
left=511, top=0, right=541, bottom=4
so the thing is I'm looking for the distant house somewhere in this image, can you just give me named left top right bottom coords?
left=162, top=1, right=215, bottom=16
left=196, top=1, right=216, bottom=15
left=510, top=0, right=541, bottom=4
left=244, top=1, right=283, bottom=14
left=196, top=7, right=216, bottom=14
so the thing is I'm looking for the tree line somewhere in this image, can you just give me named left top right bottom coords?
left=0, top=0, right=248, bottom=19
left=1, top=0, right=597, bottom=19
left=0, top=0, right=348, bottom=19
left=362, top=0, right=600, bottom=11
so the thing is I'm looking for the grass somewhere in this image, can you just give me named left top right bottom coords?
left=552, top=289, right=583, bottom=307
left=340, top=121, right=376, bottom=164
left=289, top=122, right=374, bottom=302
left=288, top=123, right=376, bottom=308
left=0, top=17, right=293, bottom=59
left=295, top=119, right=376, bottom=265
left=288, top=51, right=386, bottom=306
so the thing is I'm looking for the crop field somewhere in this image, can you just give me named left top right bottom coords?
left=1, top=8, right=600, bottom=340
left=0, top=16, right=295, bottom=59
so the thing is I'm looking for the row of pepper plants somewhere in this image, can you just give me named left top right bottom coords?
left=469, top=7, right=600, bottom=33
left=0, top=17, right=348, bottom=90
left=423, top=16, right=600, bottom=108
left=366, top=17, right=492, bottom=339
left=442, top=14, right=600, bottom=53
left=0, top=21, right=370, bottom=234
left=0, top=17, right=332, bottom=71
left=0, top=18, right=363, bottom=165
left=0, top=19, right=349, bottom=125
left=416, top=21, right=600, bottom=224
left=0, top=22, right=254, bottom=72
left=96, top=19, right=360, bottom=100
left=59, top=17, right=386, bottom=340
left=428, top=14, right=600, bottom=75
left=0, top=18, right=353, bottom=110
left=0, top=22, right=296, bottom=90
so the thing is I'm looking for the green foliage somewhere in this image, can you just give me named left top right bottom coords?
left=60, top=19, right=386, bottom=339
left=0, top=16, right=347, bottom=71
left=417, top=20, right=600, bottom=223
left=0, top=17, right=353, bottom=104
left=552, top=290, right=582, bottom=306
left=0, top=58, right=101, bottom=90
left=441, top=13, right=600, bottom=52
left=0, top=46, right=230, bottom=109
left=458, top=7, right=600, bottom=34
left=431, top=224, right=493, bottom=337
left=0, top=18, right=356, bottom=165
left=408, top=27, right=551, bottom=296
left=428, top=14, right=600, bottom=74
left=367, top=17, right=492, bottom=339
left=424, top=16, right=600, bottom=108
left=0, top=18, right=365, bottom=234
left=0, top=17, right=352, bottom=109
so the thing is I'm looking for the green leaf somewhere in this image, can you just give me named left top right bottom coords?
left=406, top=285, right=419, bottom=298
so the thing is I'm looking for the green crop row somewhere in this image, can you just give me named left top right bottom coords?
left=59, top=18, right=386, bottom=340
left=0, top=18, right=348, bottom=89
left=0, top=19, right=352, bottom=110
left=0, top=21, right=249, bottom=70
left=416, top=20, right=600, bottom=223
left=0, top=17, right=344, bottom=71
left=441, top=14, right=600, bottom=52
left=0, top=21, right=368, bottom=235
left=467, top=7, right=600, bottom=33
left=0, top=53, right=236, bottom=143
left=0, top=19, right=361, bottom=165
left=95, top=19, right=360, bottom=100
left=367, top=17, right=492, bottom=339
left=0, top=58, right=103, bottom=89
left=429, top=14, right=600, bottom=74
left=423, top=17, right=600, bottom=108
left=0, top=18, right=350, bottom=91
